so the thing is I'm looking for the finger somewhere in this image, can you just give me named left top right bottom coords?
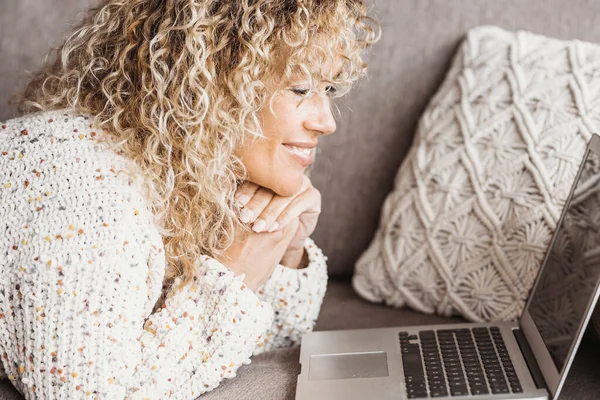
left=269, top=188, right=320, bottom=231
left=235, top=181, right=260, bottom=207
left=240, top=186, right=274, bottom=225
left=250, top=192, right=297, bottom=233
left=256, top=177, right=315, bottom=233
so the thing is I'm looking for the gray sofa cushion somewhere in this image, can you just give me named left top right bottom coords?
left=193, top=280, right=467, bottom=400
left=5, top=1, right=600, bottom=278
left=2, top=1, right=600, bottom=398
left=0, top=382, right=20, bottom=400
left=205, top=280, right=600, bottom=400
left=353, top=24, right=600, bottom=325
left=1, top=280, right=599, bottom=399
left=310, top=0, right=600, bottom=278
left=189, top=280, right=600, bottom=400
left=0, top=280, right=465, bottom=400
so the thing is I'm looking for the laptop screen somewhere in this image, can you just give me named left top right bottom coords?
left=527, top=148, right=600, bottom=372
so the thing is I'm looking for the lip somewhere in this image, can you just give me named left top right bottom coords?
left=282, top=144, right=315, bottom=167
left=282, top=141, right=318, bottom=149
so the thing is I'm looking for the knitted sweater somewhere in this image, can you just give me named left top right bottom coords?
left=0, top=109, right=329, bottom=399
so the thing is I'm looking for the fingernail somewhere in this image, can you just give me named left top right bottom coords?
left=252, top=219, right=267, bottom=232
left=267, top=222, right=279, bottom=232
left=240, top=208, right=253, bottom=224
left=236, top=193, right=251, bottom=206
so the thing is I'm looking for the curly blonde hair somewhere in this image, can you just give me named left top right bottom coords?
left=10, top=0, right=381, bottom=293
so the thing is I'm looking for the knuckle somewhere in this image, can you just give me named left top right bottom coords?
left=279, top=209, right=292, bottom=222
left=248, top=191, right=270, bottom=208
left=261, top=211, right=276, bottom=224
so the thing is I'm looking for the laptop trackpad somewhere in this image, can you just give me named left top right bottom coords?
left=308, top=351, right=389, bottom=381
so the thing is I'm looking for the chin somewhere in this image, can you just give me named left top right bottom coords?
left=265, top=172, right=304, bottom=197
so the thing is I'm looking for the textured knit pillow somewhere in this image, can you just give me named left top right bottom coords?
left=353, top=25, right=600, bottom=322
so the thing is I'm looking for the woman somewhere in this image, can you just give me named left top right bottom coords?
left=0, top=0, right=380, bottom=398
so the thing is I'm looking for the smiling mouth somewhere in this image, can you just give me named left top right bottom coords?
left=282, top=144, right=314, bottom=166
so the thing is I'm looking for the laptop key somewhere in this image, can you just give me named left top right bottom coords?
left=406, top=389, right=428, bottom=399
left=491, top=385, right=510, bottom=394
left=450, top=385, right=469, bottom=396
left=511, top=383, right=524, bottom=393
left=471, top=387, right=489, bottom=395
left=444, top=361, right=461, bottom=368
left=446, top=370, right=463, bottom=378
left=400, top=331, right=445, bottom=399
left=404, top=327, right=530, bottom=399
left=403, top=352, right=423, bottom=367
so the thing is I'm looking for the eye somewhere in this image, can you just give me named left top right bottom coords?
left=291, top=88, right=309, bottom=96
left=325, top=85, right=337, bottom=95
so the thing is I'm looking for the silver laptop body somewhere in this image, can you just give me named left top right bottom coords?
left=296, top=134, right=600, bottom=400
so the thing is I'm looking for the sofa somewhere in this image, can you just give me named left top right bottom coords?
left=2, top=0, right=600, bottom=399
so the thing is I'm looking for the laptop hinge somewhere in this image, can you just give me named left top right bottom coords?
left=513, top=327, right=547, bottom=390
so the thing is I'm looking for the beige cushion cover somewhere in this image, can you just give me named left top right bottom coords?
left=353, top=26, right=600, bottom=322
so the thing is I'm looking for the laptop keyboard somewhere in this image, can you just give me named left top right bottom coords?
left=399, top=327, right=523, bottom=398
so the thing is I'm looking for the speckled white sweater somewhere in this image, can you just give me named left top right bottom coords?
left=0, top=109, right=329, bottom=399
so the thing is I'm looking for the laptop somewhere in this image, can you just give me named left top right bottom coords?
left=296, top=133, right=600, bottom=400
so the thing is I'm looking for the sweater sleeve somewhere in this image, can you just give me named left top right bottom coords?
left=0, top=164, right=273, bottom=399
left=252, top=237, right=328, bottom=355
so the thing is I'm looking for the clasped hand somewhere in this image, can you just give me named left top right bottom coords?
left=215, top=175, right=321, bottom=292
left=234, top=174, right=321, bottom=252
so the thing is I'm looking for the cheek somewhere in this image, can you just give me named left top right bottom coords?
left=238, top=97, right=306, bottom=195
left=240, top=139, right=278, bottom=178
left=241, top=142, right=304, bottom=196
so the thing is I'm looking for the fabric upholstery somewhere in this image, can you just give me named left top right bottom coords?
left=3, top=1, right=600, bottom=279
left=0, top=280, right=599, bottom=399
left=0, top=280, right=465, bottom=400
left=2, top=1, right=600, bottom=399
left=202, top=280, right=467, bottom=400
left=3, top=0, right=600, bottom=278
left=309, top=0, right=600, bottom=278
left=353, top=25, right=600, bottom=323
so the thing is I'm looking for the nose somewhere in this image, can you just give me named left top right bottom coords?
left=303, top=94, right=337, bottom=136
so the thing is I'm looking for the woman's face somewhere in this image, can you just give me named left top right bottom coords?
left=236, top=57, right=340, bottom=197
